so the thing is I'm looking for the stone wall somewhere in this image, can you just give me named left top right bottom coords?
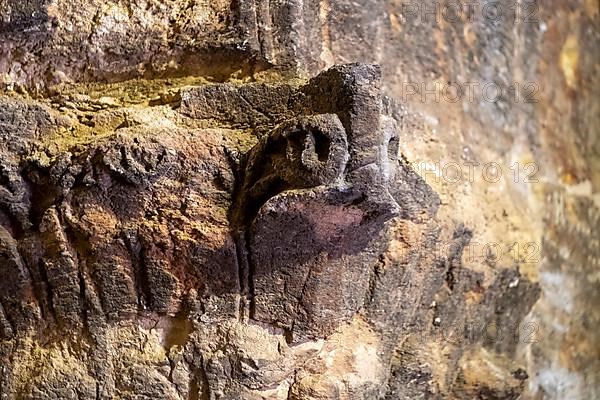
left=0, top=1, right=597, bottom=399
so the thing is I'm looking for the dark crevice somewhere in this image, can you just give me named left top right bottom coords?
left=62, top=220, right=91, bottom=331
left=282, top=327, right=293, bottom=345
left=0, top=208, right=26, bottom=240
left=233, top=233, right=250, bottom=321
left=445, top=224, right=473, bottom=291
left=138, top=244, right=159, bottom=313
left=226, top=144, right=252, bottom=321
left=312, top=129, right=331, bottom=162
left=0, top=300, right=15, bottom=339
left=122, top=231, right=150, bottom=312
left=245, top=232, right=257, bottom=320
left=364, top=254, right=385, bottom=308
left=23, top=181, right=58, bottom=230
left=76, top=268, right=88, bottom=328
left=37, top=258, right=58, bottom=329
left=0, top=168, right=10, bottom=187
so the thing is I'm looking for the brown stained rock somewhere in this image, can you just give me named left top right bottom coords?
left=0, top=0, right=255, bottom=91
left=0, top=65, right=446, bottom=398
left=0, top=0, right=327, bottom=92
left=0, top=1, right=596, bottom=399
left=0, top=63, right=546, bottom=399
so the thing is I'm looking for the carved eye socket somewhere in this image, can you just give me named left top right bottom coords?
left=285, top=129, right=306, bottom=160
left=271, top=114, right=348, bottom=187
left=285, top=128, right=331, bottom=166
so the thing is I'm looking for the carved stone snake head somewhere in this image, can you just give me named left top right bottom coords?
left=232, top=64, right=438, bottom=341
left=234, top=64, right=408, bottom=231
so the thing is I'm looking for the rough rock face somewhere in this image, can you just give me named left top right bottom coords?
left=0, top=1, right=598, bottom=400
left=0, top=63, right=440, bottom=399
left=0, top=63, right=539, bottom=399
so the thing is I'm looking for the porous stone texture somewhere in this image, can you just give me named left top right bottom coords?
left=0, top=1, right=598, bottom=400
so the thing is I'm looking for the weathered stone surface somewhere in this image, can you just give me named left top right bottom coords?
left=0, top=64, right=538, bottom=399
left=0, top=63, right=537, bottom=398
left=0, top=1, right=597, bottom=399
